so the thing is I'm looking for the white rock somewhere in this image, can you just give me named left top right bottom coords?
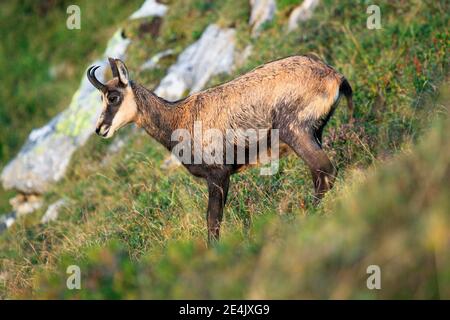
left=155, top=24, right=237, bottom=169
left=1, top=0, right=173, bottom=194
left=41, top=199, right=66, bottom=223
left=155, top=24, right=236, bottom=101
left=4, top=214, right=15, bottom=228
left=139, top=49, right=175, bottom=71
left=288, top=0, right=320, bottom=32
left=249, top=0, right=276, bottom=37
left=1, top=30, right=130, bottom=194
left=129, top=0, right=167, bottom=20
left=0, top=212, right=16, bottom=234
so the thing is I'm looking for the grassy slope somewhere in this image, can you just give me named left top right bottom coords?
left=35, top=87, right=450, bottom=299
left=0, top=0, right=448, bottom=298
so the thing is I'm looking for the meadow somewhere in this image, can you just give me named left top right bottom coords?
left=0, top=0, right=448, bottom=299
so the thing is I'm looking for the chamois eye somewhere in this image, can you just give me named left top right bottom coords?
left=108, top=94, right=120, bottom=104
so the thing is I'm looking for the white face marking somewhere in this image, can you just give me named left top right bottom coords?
left=108, top=87, right=137, bottom=138
left=96, top=85, right=138, bottom=138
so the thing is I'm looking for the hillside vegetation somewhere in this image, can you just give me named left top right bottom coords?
left=0, top=0, right=448, bottom=299
left=0, top=0, right=143, bottom=211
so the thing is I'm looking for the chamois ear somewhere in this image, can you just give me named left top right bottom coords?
left=112, top=58, right=129, bottom=86
left=108, top=57, right=119, bottom=78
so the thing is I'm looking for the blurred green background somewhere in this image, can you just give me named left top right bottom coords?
left=0, top=0, right=448, bottom=299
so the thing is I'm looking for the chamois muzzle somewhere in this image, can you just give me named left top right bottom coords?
left=96, top=124, right=111, bottom=137
left=87, top=65, right=106, bottom=92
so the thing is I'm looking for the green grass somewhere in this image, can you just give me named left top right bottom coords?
left=0, top=0, right=143, bottom=212
left=0, top=0, right=448, bottom=298
left=9, top=92, right=450, bottom=298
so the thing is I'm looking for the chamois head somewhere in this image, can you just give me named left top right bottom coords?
left=87, top=58, right=138, bottom=138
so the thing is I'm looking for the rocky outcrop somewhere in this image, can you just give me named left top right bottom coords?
left=0, top=2, right=169, bottom=231
left=1, top=2, right=169, bottom=195
left=287, top=0, right=320, bottom=32
left=1, top=30, right=130, bottom=194
left=129, top=0, right=167, bottom=20
left=249, top=0, right=276, bottom=37
left=139, top=49, right=174, bottom=71
left=155, top=24, right=236, bottom=101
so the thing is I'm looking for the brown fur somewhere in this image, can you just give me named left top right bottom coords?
left=89, top=55, right=354, bottom=243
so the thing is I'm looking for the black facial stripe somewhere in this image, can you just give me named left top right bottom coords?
left=102, top=91, right=123, bottom=125
left=103, top=106, right=119, bottom=125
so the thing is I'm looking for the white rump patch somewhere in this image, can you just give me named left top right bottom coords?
left=333, top=86, right=340, bottom=103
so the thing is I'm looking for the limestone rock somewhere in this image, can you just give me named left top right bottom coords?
left=1, top=30, right=130, bottom=194
left=249, top=0, right=276, bottom=37
left=155, top=24, right=236, bottom=101
left=129, top=0, right=167, bottom=20
left=1, top=0, right=171, bottom=194
left=288, top=0, right=320, bottom=32
left=139, top=49, right=175, bottom=71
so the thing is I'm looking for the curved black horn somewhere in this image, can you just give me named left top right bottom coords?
left=87, top=65, right=106, bottom=92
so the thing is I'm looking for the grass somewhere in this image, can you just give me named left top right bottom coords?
left=0, top=0, right=143, bottom=212
left=0, top=0, right=448, bottom=298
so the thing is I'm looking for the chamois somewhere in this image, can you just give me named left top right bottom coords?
left=87, top=56, right=353, bottom=242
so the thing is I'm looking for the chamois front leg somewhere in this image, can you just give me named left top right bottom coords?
left=206, top=170, right=230, bottom=244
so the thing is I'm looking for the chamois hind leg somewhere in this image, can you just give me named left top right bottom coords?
left=280, top=126, right=336, bottom=204
left=206, top=168, right=231, bottom=244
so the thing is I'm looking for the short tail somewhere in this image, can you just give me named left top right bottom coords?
left=339, top=78, right=354, bottom=120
